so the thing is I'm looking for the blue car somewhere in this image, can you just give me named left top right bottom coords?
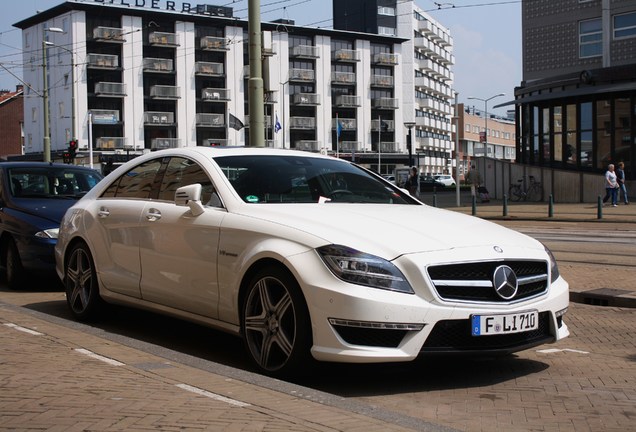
left=0, top=162, right=103, bottom=289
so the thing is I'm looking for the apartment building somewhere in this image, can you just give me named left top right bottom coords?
left=456, top=103, right=516, bottom=180
left=14, top=0, right=425, bottom=175
left=334, top=0, right=455, bottom=176
left=509, top=0, right=636, bottom=179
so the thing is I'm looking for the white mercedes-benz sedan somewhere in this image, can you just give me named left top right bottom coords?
left=55, top=147, right=569, bottom=376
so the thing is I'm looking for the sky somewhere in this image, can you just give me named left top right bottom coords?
left=0, top=0, right=521, bottom=115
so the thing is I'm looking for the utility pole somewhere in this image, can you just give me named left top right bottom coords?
left=42, top=38, right=51, bottom=162
left=247, top=0, right=265, bottom=147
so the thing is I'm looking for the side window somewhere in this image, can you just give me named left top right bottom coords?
left=101, top=159, right=163, bottom=199
left=158, top=157, right=219, bottom=206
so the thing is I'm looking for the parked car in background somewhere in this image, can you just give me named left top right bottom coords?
left=433, top=174, right=456, bottom=187
left=382, top=174, right=396, bottom=184
left=419, top=176, right=446, bottom=191
left=0, top=162, right=103, bottom=288
left=55, top=147, right=569, bottom=377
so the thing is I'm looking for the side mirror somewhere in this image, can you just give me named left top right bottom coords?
left=175, top=184, right=205, bottom=216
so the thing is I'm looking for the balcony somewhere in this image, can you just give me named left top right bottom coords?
left=202, top=88, right=230, bottom=101
left=87, top=53, right=118, bottom=69
left=331, top=71, right=356, bottom=85
left=332, top=49, right=360, bottom=62
left=371, top=119, right=395, bottom=132
left=196, top=113, right=225, bottom=127
left=243, top=115, right=271, bottom=128
left=152, top=138, right=180, bottom=149
left=93, top=26, right=125, bottom=43
left=289, top=68, right=315, bottom=82
left=332, top=118, right=356, bottom=130
left=289, top=117, right=316, bottom=130
left=378, top=142, right=396, bottom=152
left=371, top=75, right=394, bottom=88
left=290, top=45, right=319, bottom=59
left=90, top=110, right=120, bottom=124
left=143, top=58, right=174, bottom=73
left=144, top=111, right=174, bottom=125
left=149, top=32, right=179, bottom=47
left=340, top=141, right=361, bottom=152
left=295, top=140, right=320, bottom=152
left=292, top=93, right=320, bottom=106
left=372, top=97, right=399, bottom=110
left=335, top=95, right=361, bottom=107
left=372, top=53, right=398, bottom=65
left=150, top=85, right=180, bottom=99
left=96, top=137, right=127, bottom=149
left=94, top=82, right=126, bottom=97
left=195, top=61, right=224, bottom=76
left=200, top=36, right=229, bottom=51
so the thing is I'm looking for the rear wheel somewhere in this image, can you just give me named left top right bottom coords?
left=242, top=266, right=311, bottom=377
left=508, top=185, right=522, bottom=202
left=5, top=238, right=25, bottom=290
left=65, top=242, right=103, bottom=321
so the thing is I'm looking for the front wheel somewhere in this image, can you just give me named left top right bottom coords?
left=5, top=238, right=26, bottom=290
left=242, top=266, right=312, bottom=377
left=65, top=242, right=103, bottom=321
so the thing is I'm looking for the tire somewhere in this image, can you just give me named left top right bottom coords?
left=508, top=185, right=522, bottom=202
left=5, top=238, right=25, bottom=290
left=65, top=242, right=103, bottom=321
left=527, top=184, right=543, bottom=202
left=242, top=266, right=312, bottom=377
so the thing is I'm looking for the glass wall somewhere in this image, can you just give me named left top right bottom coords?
left=517, top=93, right=635, bottom=179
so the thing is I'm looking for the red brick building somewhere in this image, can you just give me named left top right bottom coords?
left=0, top=85, right=24, bottom=158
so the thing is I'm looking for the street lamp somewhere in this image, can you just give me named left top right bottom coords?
left=467, top=92, right=505, bottom=150
left=41, top=27, right=66, bottom=162
left=404, top=121, right=416, bottom=167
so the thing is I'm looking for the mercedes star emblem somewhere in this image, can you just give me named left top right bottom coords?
left=492, top=265, right=518, bottom=300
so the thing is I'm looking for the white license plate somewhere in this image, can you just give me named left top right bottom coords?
left=471, top=310, right=539, bottom=336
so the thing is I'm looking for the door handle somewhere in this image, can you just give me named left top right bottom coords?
left=98, top=207, right=110, bottom=218
left=146, top=208, right=161, bottom=222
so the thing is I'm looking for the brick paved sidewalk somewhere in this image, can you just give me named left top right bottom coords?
left=0, top=303, right=451, bottom=432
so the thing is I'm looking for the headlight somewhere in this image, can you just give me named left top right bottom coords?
left=544, top=244, right=560, bottom=283
left=35, top=228, right=59, bottom=239
left=317, top=245, right=414, bottom=294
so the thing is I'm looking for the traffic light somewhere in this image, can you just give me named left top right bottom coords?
left=68, top=140, right=78, bottom=158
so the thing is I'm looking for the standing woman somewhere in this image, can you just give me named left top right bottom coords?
left=616, top=161, right=629, bottom=205
left=602, top=164, right=619, bottom=207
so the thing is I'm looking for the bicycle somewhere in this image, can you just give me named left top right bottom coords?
left=508, top=175, right=544, bottom=202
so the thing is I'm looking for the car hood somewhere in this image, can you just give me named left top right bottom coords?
left=9, top=198, right=76, bottom=224
left=236, top=204, right=542, bottom=259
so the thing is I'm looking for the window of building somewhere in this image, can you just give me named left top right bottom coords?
left=465, top=124, right=470, bottom=132
left=378, top=27, right=396, bottom=36
left=378, top=6, right=395, bottom=16
left=595, top=100, right=611, bottom=169
left=614, top=12, right=636, bottom=39
left=579, top=102, right=593, bottom=168
left=579, top=18, right=602, bottom=58
left=31, top=107, right=37, bottom=122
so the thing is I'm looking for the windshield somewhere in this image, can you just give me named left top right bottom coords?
left=9, top=167, right=102, bottom=199
left=215, top=155, right=415, bottom=204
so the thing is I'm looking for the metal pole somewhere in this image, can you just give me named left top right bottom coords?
left=455, top=92, right=460, bottom=207
left=88, top=111, right=93, bottom=168
left=378, top=115, right=381, bottom=175
left=247, top=0, right=264, bottom=147
left=42, top=39, right=51, bottom=162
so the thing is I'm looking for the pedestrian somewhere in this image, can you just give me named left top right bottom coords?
left=602, top=163, right=619, bottom=207
left=616, top=161, right=629, bottom=205
left=406, top=166, right=418, bottom=195
left=466, top=164, right=482, bottom=198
